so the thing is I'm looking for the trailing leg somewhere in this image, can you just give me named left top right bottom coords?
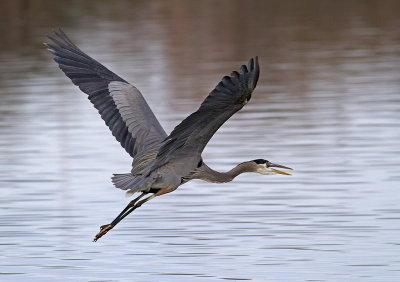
left=93, top=187, right=175, bottom=242
left=93, top=192, right=147, bottom=241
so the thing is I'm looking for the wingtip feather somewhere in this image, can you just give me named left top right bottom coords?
left=248, top=56, right=260, bottom=89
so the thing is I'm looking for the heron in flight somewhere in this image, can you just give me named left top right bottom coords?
left=46, top=30, right=292, bottom=241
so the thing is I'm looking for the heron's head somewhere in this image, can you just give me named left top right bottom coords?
left=252, top=159, right=292, bottom=175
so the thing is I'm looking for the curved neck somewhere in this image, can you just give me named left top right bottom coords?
left=197, top=162, right=255, bottom=183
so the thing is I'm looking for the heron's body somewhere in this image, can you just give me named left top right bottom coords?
left=46, top=30, right=292, bottom=241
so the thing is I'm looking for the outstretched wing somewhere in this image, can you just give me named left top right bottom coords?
left=46, top=29, right=167, bottom=158
left=148, top=57, right=260, bottom=174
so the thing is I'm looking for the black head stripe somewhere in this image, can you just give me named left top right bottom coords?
left=253, top=159, right=267, bottom=164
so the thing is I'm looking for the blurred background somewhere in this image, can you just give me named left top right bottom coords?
left=1, top=0, right=400, bottom=281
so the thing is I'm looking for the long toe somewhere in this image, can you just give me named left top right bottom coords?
left=93, top=224, right=113, bottom=242
left=100, top=224, right=111, bottom=230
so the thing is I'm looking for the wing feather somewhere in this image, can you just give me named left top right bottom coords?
left=148, top=57, right=260, bottom=174
left=46, top=29, right=167, bottom=158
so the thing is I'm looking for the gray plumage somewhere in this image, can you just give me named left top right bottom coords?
left=46, top=29, right=292, bottom=241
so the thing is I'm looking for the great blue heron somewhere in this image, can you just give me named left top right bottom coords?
left=46, top=29, right=292, bottom=242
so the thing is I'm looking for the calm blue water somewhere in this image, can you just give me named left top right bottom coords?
left=1, top=1, right=400, bottom=281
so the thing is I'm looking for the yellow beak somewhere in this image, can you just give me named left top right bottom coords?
left=271, top=168, right=292, bottom=175
left=269, top=163, right=293, bottom=175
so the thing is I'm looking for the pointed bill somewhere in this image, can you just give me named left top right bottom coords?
left=268, top=162, right=293, bottom=175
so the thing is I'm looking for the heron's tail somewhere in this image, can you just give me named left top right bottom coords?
left=112, top=173, right=155, bottom=197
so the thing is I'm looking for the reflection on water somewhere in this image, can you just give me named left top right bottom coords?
left=1, top=0, right=400, bottom=281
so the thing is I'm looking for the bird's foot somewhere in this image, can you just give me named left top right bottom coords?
left=93, top=224, right=113, bottom=242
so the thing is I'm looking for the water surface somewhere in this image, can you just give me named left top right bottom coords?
left=1, top=1, right=400, bottom=281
